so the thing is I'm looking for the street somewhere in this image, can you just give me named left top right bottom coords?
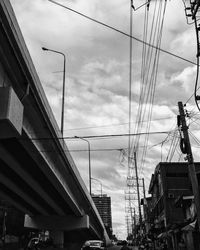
left=108, top=245, right=138, bottom=250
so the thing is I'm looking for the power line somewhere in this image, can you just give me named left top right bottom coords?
left=27, top=138, right=171, bottom=154
left=26, top=131, right=170, bottom=141
left=30, top=138, right=172, bottom=153
left=128, top=0, right=134, bottom=170
left=40, top=148, right=126, bottom=153
left=64, top=116, right=175, bottom=131
left=48, top=0, right=198, bottom=66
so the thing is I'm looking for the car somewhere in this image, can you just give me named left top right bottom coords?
left=82, top=240, right=107, bottom=250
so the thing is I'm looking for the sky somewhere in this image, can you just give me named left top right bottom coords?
left=9, top=0, right=200, bottom=240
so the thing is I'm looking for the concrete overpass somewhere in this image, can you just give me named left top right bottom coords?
left=0, top=1, right=109, bottom=249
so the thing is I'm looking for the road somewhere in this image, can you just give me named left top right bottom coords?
left=108, top=245, right=138, bottom=250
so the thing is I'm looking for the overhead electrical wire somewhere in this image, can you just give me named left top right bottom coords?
left=126, top=1, right=137, bottom=236
left=46, top=0, right=200, bottom=175
left=194, top=17, right=200, bottom=112
left=63, top=116, right=175, bottom=131
left=48, top=0, right=200, bottom=167
left=189, top=116, right=200, bottom=128
left=130, top=0, right=167, bottom=175
left=166, top=129, right=179, bottom=162
left=133, top=0, right=162, bottom=150
left=40, top=148, right=127, bottom=153
left=128, top=0, right=133, bottom=172
left=143, top=0, right=167, bottom=171
left=168, top=131, right=180, bottom=162
left=29, top=138, right=175, bottom=154
left=132, top=1, right=153, bottom=153
left=48, top=0, right=198, bottom=66
left=189, top=131, right=200, bottom=146
left=183, top=20, right=200, bottom=108
left=25, top=131, right=170, bottom=141
left=141, top=0, right=149, bottom=85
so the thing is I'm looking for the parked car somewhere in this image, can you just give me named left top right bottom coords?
left=82, top=240, right=106, bottom=250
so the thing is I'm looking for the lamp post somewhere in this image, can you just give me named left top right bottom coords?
left=91, top=177, right=102, bottom=197
left=75, top=136, right=91, bottom=195
left=42, top=47, right=66, bottom=136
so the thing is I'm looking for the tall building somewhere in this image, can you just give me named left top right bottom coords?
left=92, top=194, right=112, bottom=238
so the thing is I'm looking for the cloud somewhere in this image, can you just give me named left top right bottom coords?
left=10, top=0, right=200, bottom=240
left=172, top=66, right=197, bottom=93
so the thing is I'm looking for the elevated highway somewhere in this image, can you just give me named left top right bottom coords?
left=0, top=1, right=109, bottom=249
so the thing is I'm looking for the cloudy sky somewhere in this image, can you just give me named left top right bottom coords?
left=9, top=0, right=200, bottom=239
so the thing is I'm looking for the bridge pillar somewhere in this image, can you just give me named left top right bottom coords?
left=50, top=230, right=64, bottom=249
left=65, top=242, right=83, bottom=250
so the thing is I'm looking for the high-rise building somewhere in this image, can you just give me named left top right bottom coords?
left=92, top=194, right=112, bottom=238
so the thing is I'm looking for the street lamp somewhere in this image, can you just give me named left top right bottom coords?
left=75, top=136, right=91, bottom=195
left=42, top=47, right=66, bottom=136
left=91, top=177, right=103, bottom=197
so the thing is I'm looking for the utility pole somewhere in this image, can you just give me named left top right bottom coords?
left=178, top=101, right=200, bottom=231
left=134, top=151, right=142, bottom=229
left=142, top=178, right=146, bottom=234
left=133, top=208, right=136, bottom=241
left=142, top=178, right=146, bottom=200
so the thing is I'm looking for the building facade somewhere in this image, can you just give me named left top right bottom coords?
left=145, top=162, right=200, bottom=250
left=92, top=195, right=112, bottom=238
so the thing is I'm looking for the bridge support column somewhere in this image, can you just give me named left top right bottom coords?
left=65, top=242, right=83, bottom=250
left=50, top=230, right=64, bottom=249
left=24, top=214, right=90, bottom=249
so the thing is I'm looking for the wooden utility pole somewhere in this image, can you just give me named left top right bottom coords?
left=178, top=101, right=200, bottom=231
left=134, top=151, right=142, bottom=228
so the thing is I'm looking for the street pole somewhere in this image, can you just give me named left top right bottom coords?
left=61, top=55, right=66, bottom=136
left=178, top=101, right=200, bottom=231
left=142, top=178, right=146, bottom=234
left=91, top=177, right=102, bottom=196
left=133, top=207, right=136, bottom=242
left=75, top=136, right=91, bottom=195
left=134, top=151, right=142, bottom=230
left=142, top=178, right=146, bottom=200
left=42, top=47, right=66, bottom=136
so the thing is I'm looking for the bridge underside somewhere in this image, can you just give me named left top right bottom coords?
left=0, top=135, right=103, bottom=241
left=0, top=136, right=73, bottom=216
left=0, top=0, right=108, bottom=248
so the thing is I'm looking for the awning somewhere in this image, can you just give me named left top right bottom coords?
left=181, top=220, right=197, bottom=232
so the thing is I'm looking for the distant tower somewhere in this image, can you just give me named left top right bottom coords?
left=92, top=194, right=113, bottom=238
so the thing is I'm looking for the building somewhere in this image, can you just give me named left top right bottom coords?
left=145, top=162, right=200, bottom=250
left=92, top=194, right=112, bottom=238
